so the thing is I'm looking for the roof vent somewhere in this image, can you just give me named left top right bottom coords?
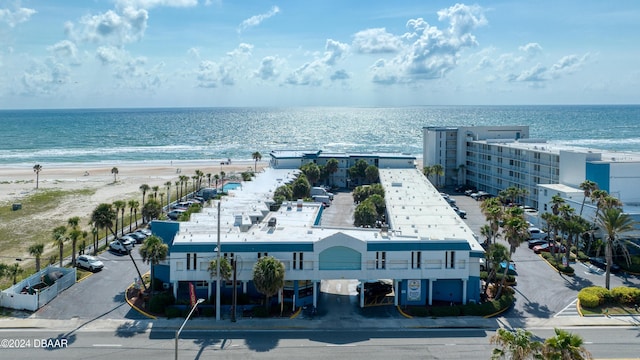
left=268, top=218, right=277, bottom=227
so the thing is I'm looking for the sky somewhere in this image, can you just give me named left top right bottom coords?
left=1, top=0, right=639, bottom=109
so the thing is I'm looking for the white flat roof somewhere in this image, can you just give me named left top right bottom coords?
left=174, top=166, right=481, bottom=251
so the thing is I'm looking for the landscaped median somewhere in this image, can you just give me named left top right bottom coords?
left=538, top=252, right=575, bottom=275
left=578, top=286, right=640, bottom=316
left=399, top=289, right=515, bottom=318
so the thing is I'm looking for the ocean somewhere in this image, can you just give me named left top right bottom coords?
left=1, top=105, right=639, bottom=165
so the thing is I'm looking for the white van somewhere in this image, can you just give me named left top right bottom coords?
left=312, top=195, right=331, bottom=206
left=310, top=187, right=334, bottom=200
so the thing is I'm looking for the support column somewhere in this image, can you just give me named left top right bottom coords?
left=462, top=279, right=467, bottom=304
left=428, top=279, right=434, bottom=306
left=173, top=281, right=178, bottom=299
left=359, top=280, right=365, bottom=308
left=312, top=281, right=318, bottom=308
left=394, top=279, right=399, bottom=306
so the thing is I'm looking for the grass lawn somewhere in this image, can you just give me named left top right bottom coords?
left=580, top=304, right=640, bottom=316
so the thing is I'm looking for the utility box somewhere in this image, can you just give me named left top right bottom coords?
left=12, top=203, right=22, bottom=211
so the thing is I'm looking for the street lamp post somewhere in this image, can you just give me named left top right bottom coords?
left=175, top=298, right=204, bottom=360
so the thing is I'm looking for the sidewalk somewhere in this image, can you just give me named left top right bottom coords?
left=2, top=308, right=639, bottom=333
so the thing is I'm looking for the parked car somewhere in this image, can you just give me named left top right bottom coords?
left=533, top=242, right=566, bottom=254
left=167, top=209, right=187, bottom=220
left=528, top=227, right=548, bottom=240
left=109, top=240, right=133, bottom=254
left=356, top=280, right=393, bottom=297
left=76, top=255, right=104, bottom=271
left=471, top=191, right=490, bottom=200
left=119, top=235, right=136, bottom=247
left=126, top=232, right=146, bottom=244
left=528, top=238, right=548, bottom=249
left=589, top=257, right=621, bottom=273
left=454, top=208, right=467, bottom=219
left=135, top=228, right=151, bottom=237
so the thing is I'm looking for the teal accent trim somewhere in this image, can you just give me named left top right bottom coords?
left=469, top=251, right=485, bottom=258
left=319, top=246, right=362, bottom=270
left=586, top=162, right=610, bottom=193
left=314, top=206, right=323, bottom=226
left=367, top=242, right=471, bottom=252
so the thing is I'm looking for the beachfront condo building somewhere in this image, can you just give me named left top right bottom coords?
left=423, top=125, right=640, bottom=227
left=150, top=151, right=485, bottom=313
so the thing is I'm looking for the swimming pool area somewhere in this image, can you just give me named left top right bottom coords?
left=222, top=182, right=242, bottom=191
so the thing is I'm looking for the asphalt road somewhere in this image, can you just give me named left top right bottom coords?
left=32, top=246, right=150, bottom=321
left=1, top=327, right=638, bottom=359
left=451, top=191, right=640, bottom=318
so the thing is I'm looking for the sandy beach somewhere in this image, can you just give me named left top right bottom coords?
left=0, top=159, right=266, bottom=265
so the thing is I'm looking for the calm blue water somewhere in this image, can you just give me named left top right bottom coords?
left=222, top=182, right=242, bottom=191
left=0, top=105, right=639, bottom=165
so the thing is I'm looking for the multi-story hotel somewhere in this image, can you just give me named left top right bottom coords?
left=423, top=126, right=640, bottom=224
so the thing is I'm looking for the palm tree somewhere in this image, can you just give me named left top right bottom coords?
left=127, top=199, right=139, bottom=232
left=29, top=243, right=45, bottom=272
left=578, top=180, right=598, bottom=216
left=497, top=208, right=529, bottom=298
left=457, top=164, right=466, bottom=185
left=113, top=200, right=126, bottom=236
left=139, top=184, right=150, bottom=209
left=175, top=180, right=181, bottom=201
left=490, top=327, right=543, bottom=360
left=164, top=181, right=172, bottom=208
left=111, top=167, right=119, bottom=183
left=213, top=174, right=220, bottom=190
left=33, top=164, right=42, bottom=189
left=206, top=173, right=212, bottom=188
left=597, top=207, right=636, bottom=289
left=52, top=225, right=68, bottom=267
left=152, top=185, right=159, bottom=200
left=422, top=165, right=433, bottom=180
left=551, top=194, right=565, bottom=216
left=325, top=158, right=339, bottom=187
left=67, top=216, right=81, bottom=265
left=542, top=328, right=593, bottom=360
left=431, top=163, right=444, bottom=187
left=91, top=203, right=117, bottom=246
left=195, top=169, right=204, bottom=190
left=139, top=235, right=168, bottom=293
left=8, top=262, right=24, bottom=285
left=486, top=243, right=509, bottom=294
left=480, top=197, right=503, bottom=246
left=209, top=257, right=233, bottom=282
left=252, top=255, right=285, bottom=310
left=252, top=151, right=262, bottom=172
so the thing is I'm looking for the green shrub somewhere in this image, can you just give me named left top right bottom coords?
left=611, top=286, right=640, bottom=305
left=409, top=307, right=430, bottom=317
left=165, top=306, right=182, bottom=319
left=430, top=306, right=461, bottom=317
left=202, top=307, right=215, bottom=317
left=252, top=306, right=269, bottom=318
left=149, top=292, right=175, bottom=314
left=578, top=292, right=601, bottom=308
left=578, top=286, right=610, bottom=308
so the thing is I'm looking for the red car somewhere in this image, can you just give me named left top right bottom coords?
left=533, top=242, right=566, bottom=254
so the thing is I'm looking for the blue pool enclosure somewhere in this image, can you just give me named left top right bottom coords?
left=222, top=182, right=242, bottom=191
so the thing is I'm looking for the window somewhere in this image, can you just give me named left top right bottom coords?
left=293, top=252, right=304, bottom=270
left=257, top=252, right=268, bottom=259
left=176, top=261, right=184, bottom=271
left=411, top=251, right=421, bottom=269
left=186, top=253, right=197, bottom=270
left=446, top=251, right=455, bottom=269
left=376, top=251, right=386, bottom=269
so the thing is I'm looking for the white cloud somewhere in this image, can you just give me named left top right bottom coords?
left=510, top=63, right=547, bottom=82
left=519, top=42, right=543, bottom=58
left=0, top=3, right=36, bottom=27
left=371, top=4, right=487, bottom=84
left=238, top=6, right=280, bottom=33
left=285, top=39, right=349, bottom=86
left=115, top=0, right=197, bottom=10
left=550, top=54, right=588, bottom=76
left=352, top=28, right=403, bottom=54
left=254, top=56, right=280, bottom=81
left=195, top=43, right=252, bottom=87
left=330, top=69, right=350, bottom=81
left=96, top=46, right=126, bottom=65
left=47, top=40, right=80, bottom=65
left=71, top=7, right=148, bottom=46
left=21, top=58, right=70, bottom=95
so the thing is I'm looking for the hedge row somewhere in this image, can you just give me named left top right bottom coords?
left=578, top=286, right=640, bottom=308
left=540, top=252, right=575, bottom=274
left=408, top=292, right=515, bottom=317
